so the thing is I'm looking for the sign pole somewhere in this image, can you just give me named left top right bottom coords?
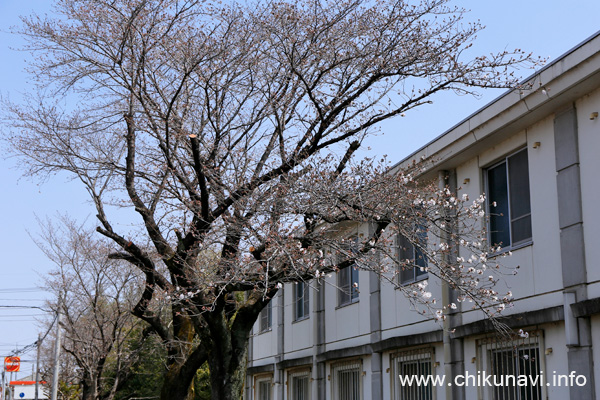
left=8, top=371, right=12, bottom=400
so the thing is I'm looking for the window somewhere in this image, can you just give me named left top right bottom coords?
left=338, top=265, right=359, bottom=306
left=259, top=299, right=272, bottom=333
left=392, top=348, right=433, bottom=400
left=289, top=370, right=311, bottom=400
left=294, top=281, right=310, bottom=321
left=486, top=149, right=532, bottom=248
left=397, top=225, right=428, bottom=285
left=337, top=236, right=360, bottom=306
left=478, top=331, right=543, bottom=400
left=331, top=360, right=362, bottom=400
left=255, top=375, right=273, bottom=400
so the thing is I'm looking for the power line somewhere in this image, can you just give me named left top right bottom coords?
left=0, top=315, right=45, bottom=318
left=0, top=319, right=43, bottom=322
left=0, top=287, right=47, bottom=293
left=9, top=313, right=58, bottom=356
left=0, top=305, right=48, bottom=311
left=0, top=298, right=47, bottom=302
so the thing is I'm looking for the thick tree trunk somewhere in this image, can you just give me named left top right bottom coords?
left=207, top=345, right=248, bottom=400
left=158, top=314, right=205, bottom=400
left=81, top=382, right=97, bottom=400
left=160, top=368, right=196, bottom=400
left=204, top=304, right=252, bottom=400
left=81, top=372, right=98, bottom=400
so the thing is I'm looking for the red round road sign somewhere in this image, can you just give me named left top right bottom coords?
left=4, top=356, right=20, bottom=372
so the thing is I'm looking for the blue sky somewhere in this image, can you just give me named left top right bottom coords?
left=0, top=0, right=598, bottom=375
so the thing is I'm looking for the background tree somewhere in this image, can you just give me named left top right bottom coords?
left=4, top=0, right=537, bottom=399
left=36, top=217, right=151, bottom=400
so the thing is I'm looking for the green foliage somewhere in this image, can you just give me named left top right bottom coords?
left=114, top=333, right=166, bottom=400
left=193, top=363, right=211, bottom=400
left=112, top=333, right=211, bottom=399
left=58, top=381, right=82, bottom=400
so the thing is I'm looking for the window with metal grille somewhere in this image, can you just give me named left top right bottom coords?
left=397, top=224, right=428, bottom=285
left=478, top=331, right=543, bottom=400
left=289, top=370, right=311, bottom=400
left=337, top=236, right=359, bottom=306
left=259, top=299, right=272, bottom=333
left=392, top=347, right=433, bottom=400
left=485, top=148, right=532, bottom=248
left=255, top=375, right=273, bottom=400
left=294, top=281, right=310, bottom=321
left=331, top=360, right=362, bottom=400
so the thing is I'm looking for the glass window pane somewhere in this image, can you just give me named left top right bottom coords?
left=295, top=282, right=303, bottom=319
left=508, top=150, right=532, bottom=220
left=491, top=350, right=516, bottom=400
left=511, top=215, right=532, bottom=245
left=260, top=301, right=272, bottom=332
left=400, top=266, right=414, bottom=284
left=303, top=283, right=310, bottom=316
left=518, top=348, right=541, bottom=400
left=415, top=225, right=428, bottom=275
left=487, top=162, right=510, bottom=247
left=258, top=380, right=272, bottom=400
left=351, top=267, right=359, bottom=300
left=291, top=375, right=309, bottom=400
left=398, top=233, right=414, bottom=261
left=398, top=230, right=428, bottom=283
left=338, top=267, right=350, bottom=305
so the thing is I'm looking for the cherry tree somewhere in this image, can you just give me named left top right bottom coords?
left=4, top=0, right=536, bottom=398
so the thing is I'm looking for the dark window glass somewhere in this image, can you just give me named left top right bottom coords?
left=294, top=281, right=309, bottom=320
left=259, top=300, right=272, bottom=332
left=291, top=374, right=310, bottom=400
left=487, top=162, right=510, bottom=247
left=338, top=236, right=359, bottom=306
left=398, top=224, right=428, bottom=284
left=338, top=266, right=359, bottom=305
left=487, top=149, right=532, bottom=248
left=258, top=379, right=272, bottom=400
left=508, top=150, right=532, bottom=246
left=490, top=347, right=541, bottom=400
left=335, top=367, right=360, bottom=400
left=399, top=359, right=432, bottom=400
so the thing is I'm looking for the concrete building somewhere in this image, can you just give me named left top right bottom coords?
left=245, top=31, right=600, bottom=400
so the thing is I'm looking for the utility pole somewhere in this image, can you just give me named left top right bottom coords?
left=35, top=333, right=41, bottom=400
left=50, top=296, right=62, bottom=400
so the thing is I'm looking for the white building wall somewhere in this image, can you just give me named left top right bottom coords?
left=283, top=284, right=313, bottom=355
left=247, top=31, right=600, bottom=400
left=591, top=315, right=600, bottom=396
left=576, top=87, right=600, bottom=289
left=251, top=292, right=279, bottom=362
left=323, top=269, right=371, bottom=350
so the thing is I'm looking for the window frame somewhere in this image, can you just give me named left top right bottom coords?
left=397, top=225, right=429, bottom=286
left=484, top=148, right=533, bottom=250
left=337, top=264, right=359, bottom=307
left=254, top=374, right=274, bottom=400
left=288, top=368, right=311, bottom=400
left=331, top=359, right=363, bottom=400
left=293, top=281, right=310, bottom=322
left=477, top=331, right=545, bottom=400
left=337, top=236, right=360, bottom=307
left=258, top=299, right=272, bottom=333
left=391, top=347, right=434, bottom=400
